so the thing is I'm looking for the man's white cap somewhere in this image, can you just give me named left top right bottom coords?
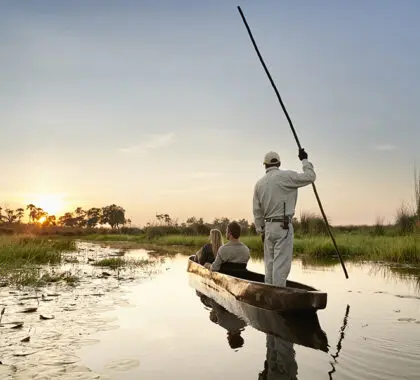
left=263, top=151, right=280, bottom=165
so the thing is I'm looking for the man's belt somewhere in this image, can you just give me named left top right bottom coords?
left=264, top=217, right=290, bottom=230
left=264, top=218, right=287, bottom=222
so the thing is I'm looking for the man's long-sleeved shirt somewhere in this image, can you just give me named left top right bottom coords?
left=253, top=159, right=316, bottom=233
left=211, top=240, right=250, bottom=272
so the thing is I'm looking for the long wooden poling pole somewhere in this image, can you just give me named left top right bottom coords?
left=237, top=5, right=349, bottom=279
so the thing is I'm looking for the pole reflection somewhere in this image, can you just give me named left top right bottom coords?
left=328, top=304, right=351, bottom=379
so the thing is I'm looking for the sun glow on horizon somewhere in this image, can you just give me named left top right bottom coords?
left=30, top=194, right=67, bottom=216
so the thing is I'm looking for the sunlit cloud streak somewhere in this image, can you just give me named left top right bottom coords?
left=372, top=144, right=399, bottom=151
left=119, top=132, right=175, bottom=154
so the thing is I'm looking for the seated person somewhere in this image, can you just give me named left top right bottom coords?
left=195, top=229, right=223, bottom=265
left=205, top=221, right=250, bottom=273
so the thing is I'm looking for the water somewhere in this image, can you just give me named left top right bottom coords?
left=1, top=243, right=419, bottom=379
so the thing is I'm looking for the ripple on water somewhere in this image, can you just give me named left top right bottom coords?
left=104, top=358, right=141, bottom=372
left=337, top=324, right=420, bottom=380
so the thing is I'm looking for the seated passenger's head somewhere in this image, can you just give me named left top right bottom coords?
left=209, top=229, right=223, bottom=252
left=226, top=221, right=241, bottom=240
left=263, top=151, right=281, bottom=169
left=227, top=331, right=244, bottom=349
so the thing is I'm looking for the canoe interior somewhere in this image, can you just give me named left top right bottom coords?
left=188, top=255, right=321, bottom=291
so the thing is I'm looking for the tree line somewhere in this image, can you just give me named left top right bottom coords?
left=0, top=204, right=129, bottom=229
left=151, top=213, right=256, bottom=235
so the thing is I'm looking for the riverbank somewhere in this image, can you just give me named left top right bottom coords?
left=0, top=236, right=155, bottom=287
left=83, top=233, right=420, bottom=264
left=1, top=233, right=418, bottom=287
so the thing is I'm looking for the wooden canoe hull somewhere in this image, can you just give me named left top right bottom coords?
left=187, top=256, right=327, bottom=312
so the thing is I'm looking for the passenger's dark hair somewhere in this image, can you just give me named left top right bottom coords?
left=227, top=221, right=241, bottom=239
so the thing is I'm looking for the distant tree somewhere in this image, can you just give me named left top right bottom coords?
left=26, top=204, right=37, bottom=223
left=186, top=216, right=198, bottom=225
left=4, top=208, right=21, bottom=223
left=86, top=207, right=102, bottom=228
left=237, top=218, right=250, bottom=235
left=58, top=212, right=77, bottom=227
left=250, top=223, right=257, bottom=234
left=42, top=215, right=57, bottom=227
left=101, top=204, right=126, bottom=229
left=0, top=207, right=4, bottom=223
left=185, top=216, right=209, bottom=235
left=212, top=217, right=230, bottom=233
left=156, top=213, right=173, bottom=226
left=15, top=208, right=25, bottom=223
left=74, top=207, right=86, bottom=227
left=4, top=209, right=14, bottom=223
left=35, top=207, right=47, bottom=223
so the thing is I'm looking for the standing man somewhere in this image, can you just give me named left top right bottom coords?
left=253, top=149, right=316, bottom=287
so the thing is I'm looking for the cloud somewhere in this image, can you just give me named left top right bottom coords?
left=372, top=144, right=399, bottom=151
left=119, top=132, right=175, bottom=154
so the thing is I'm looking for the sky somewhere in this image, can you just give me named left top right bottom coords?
left=1, top=0, right=419, bottom=226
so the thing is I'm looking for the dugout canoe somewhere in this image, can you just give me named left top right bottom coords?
left=187, top=256, right=327, bottom=312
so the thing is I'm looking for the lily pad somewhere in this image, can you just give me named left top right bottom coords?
left=19, top=307, right=38, bottom=313
left=0, top=321, right=24, bottom=329
left=40, top=315, right=55, bottom=320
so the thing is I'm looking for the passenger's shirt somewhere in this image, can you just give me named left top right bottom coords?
left=211, top=240, right=250, bottom=272
left=253, top=159, right=316, bottom=233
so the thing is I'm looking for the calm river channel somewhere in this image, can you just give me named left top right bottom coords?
left=1, top=242, right=419, bottom=379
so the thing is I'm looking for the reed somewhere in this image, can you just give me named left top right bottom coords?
left=0, top=235, right=75, bottom=267
left=0, top=235, right=76, bottom=286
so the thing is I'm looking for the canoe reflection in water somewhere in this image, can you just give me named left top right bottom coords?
left=197, top=290, right=299, bottom=378
left=191, top=269, right=350, bottom=379
left=191, top=264, right=332, bottom=379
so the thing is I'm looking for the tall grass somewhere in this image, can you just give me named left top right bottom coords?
left=395, top=204, right=418, bottom=235
left=0, top=236, right=76, bottom=286
left=0, top=235, right=75, bottom=267
left=297, top=212, right=328, bottom=236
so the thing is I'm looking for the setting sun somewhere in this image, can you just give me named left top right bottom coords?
left=38, top=216, right=47, bottom=224
left=34, top=194, right=66, bottom=216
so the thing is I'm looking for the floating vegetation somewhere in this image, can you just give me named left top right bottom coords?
left=92, top=257, right=151, bottom=269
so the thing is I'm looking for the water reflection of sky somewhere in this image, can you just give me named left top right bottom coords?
left=77, top=251, right=420, bottom=380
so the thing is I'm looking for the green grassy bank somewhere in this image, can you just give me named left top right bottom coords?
left=0, top=235, right=76, bottom=286
left=84, top=233, right=420, bottom=264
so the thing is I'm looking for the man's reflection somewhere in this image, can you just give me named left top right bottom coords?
left=258, top=334, right=298, bottom=380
